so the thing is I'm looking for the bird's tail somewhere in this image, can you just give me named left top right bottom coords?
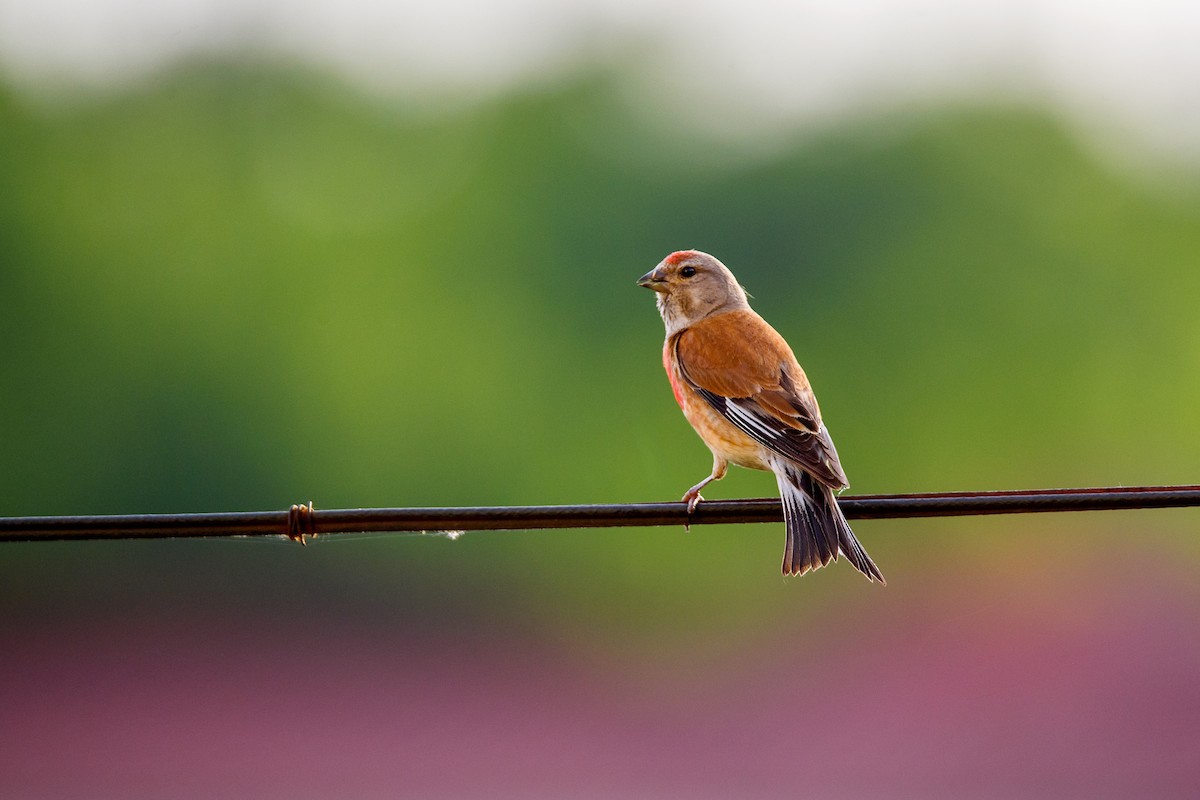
left=774, top=460, right=885, bottom=584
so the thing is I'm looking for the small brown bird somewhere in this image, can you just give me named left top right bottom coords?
left=639, top=250, right=884, bottom=583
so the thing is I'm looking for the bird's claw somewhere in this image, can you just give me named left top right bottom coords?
left=681, top=490, right=705, bottom=532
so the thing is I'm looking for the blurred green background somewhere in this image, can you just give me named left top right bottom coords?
left=2, top=44, right=1199, bottom=799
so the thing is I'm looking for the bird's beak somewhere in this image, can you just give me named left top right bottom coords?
left=637, top=266, right=668, bottom=293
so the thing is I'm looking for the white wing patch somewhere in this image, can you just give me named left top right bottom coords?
left=725, top=399, right=787, bottom=440
left=690, top=386, right=848, bottom=489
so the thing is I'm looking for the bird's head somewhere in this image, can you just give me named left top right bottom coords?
left=638, top=250, right=750, bottom=333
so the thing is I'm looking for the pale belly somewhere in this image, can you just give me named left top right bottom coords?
left=680, top=393, right=771, bottom=472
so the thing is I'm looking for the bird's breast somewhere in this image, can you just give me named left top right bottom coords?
left=664, top=343, right=770, bottom=472
left=663, top=342, right=687, bottom=409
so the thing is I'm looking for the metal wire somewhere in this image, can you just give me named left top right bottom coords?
left=1, top=485, right=1197, bottom=543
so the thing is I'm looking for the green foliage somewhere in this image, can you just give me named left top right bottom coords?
left=2, top=64, right=1198, bottom=636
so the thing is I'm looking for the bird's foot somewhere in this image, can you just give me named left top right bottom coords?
left=681, top=487, right=707, bottom=532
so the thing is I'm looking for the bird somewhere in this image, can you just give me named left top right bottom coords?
left=638, top=250, right=884, bottom=583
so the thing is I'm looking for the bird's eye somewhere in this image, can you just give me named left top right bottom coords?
left=680, top=266, right=697, bottom=278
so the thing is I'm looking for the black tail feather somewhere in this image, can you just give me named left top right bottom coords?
left=776, top=463, right=885, bottom=584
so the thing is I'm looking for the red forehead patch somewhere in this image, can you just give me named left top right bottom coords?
left=665, top=250, right=698, bottom=266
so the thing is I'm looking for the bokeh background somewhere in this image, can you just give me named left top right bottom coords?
left=2, top=1, right=1199, bottom=797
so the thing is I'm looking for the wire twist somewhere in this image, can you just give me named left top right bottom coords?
left=286, top=501, right=316, bottom=544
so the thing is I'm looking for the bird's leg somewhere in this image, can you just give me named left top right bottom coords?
left=681, top=456, right=728, bottom=530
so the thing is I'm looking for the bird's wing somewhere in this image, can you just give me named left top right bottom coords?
left=674, top=310, right=849, bottom=489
